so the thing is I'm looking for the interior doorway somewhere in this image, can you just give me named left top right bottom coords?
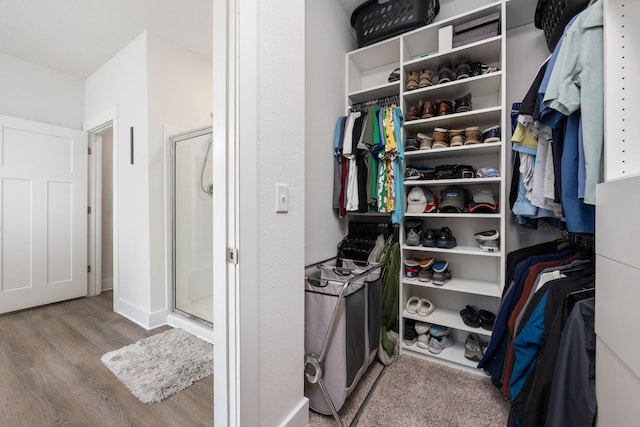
left=87, top=119, right=117, bottom=303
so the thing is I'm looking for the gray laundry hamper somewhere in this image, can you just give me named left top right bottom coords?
left=304, top=257, right=383, bottom=425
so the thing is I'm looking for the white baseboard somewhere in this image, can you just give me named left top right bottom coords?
left=279, top=397, right=309, bottom=427
left=101, top=278, right=113, bottom=292
left=115, top=298, right=168, bottom=330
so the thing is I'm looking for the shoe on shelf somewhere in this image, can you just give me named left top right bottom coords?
left=404, top=318, right=418, bottom=346
left=388, top=67, right=401, bottom=82
left=449, top=128, right=465, bottom=147
left=418, top=134, right=433, bottom=150
left=454, top=92, right=472, bottom=113
left=405, top=296, right=420, bottom=314
left=405, top=228, right=421, bottom=246
left=454, top=58, right=472, bottom=80
left=417, top=298, right=436, bottom=317
left=432, top=270, right=452, bottom=286
left=432, top=127, right=449, bottom=142
left=421, top=101, right=437, bottom=119
left=478, top=309, right=496, bottom=330
left=418, top=267, right=433, bottom=282
left=432, top=140, right=449, bottom=149
left=429, top=324, right=450, bottom=337
left=414, top=321, right=432, bottom=335
left=478, top=239, right=500, bottom=253
left=427, top=335, right=453, bottom=354
left=419, top=258, right=435, bottom=269
left=405, top=103, right=421, bottom=121
left=420, top=228, right=439, bottom=247
left=404, top=260, right=420, bottom=278
left=432, top=260, right=449, bottom=273
left=481, top=125, right=501, bottom=143
left=436, top=100, right=453, bottom=116
left=419, top=69, right=435, bottom=88
left=406, top=70, right=420, bottom=91
left=436, top=227, right=457, bottom=249
left=474, top=229, right=499, bottom=240
left=437, top=62, right=453, bottom=84
left=464, top=333, right=485, bottom=362
left=405, top=137, right=419, bottom=151
left=416, top=333, right=430, bottom=349
left=460, top=305, right=481, bottom=328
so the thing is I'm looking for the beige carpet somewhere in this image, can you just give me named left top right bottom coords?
left=309, top=355, right=509, bottom=426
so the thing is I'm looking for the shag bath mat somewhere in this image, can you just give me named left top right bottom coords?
left=101, top=328, right=213, bottom=403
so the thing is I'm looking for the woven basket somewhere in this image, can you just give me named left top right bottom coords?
left=351, top=0, right=439, bottom=48
left=534, top=0, right=591, bottom=51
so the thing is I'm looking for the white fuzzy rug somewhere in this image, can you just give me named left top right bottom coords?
left=101, top=328, right=213, bottom=404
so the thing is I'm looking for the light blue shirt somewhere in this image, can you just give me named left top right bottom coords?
left=543, top=0, right=603, bottom=205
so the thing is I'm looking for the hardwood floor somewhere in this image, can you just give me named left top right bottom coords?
left=0, top=292, right=213, bottom=426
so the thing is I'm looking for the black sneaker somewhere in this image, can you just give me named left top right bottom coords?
left=420, top=228, right=438, bottom=247
left=404, top=318, right=418, bottom=346
left=436, top=227, right=457, bottom=249
left=460, top=305, right=480, bottom=328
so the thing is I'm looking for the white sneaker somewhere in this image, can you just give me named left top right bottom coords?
left=427, top=335, right=453, bottom=354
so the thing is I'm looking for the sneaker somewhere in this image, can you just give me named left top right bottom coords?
left=429, top=324, right=450, bottom=337
left=464, top=333, right=484, bottom=362
left=481, top=125, right=501, bottom=143
left=419, top=258, right=435, bottom=269
left=427, top=335, right=453, bottom=354
left=404, top=260, right=420, bottom=278
left=418, top=268, right=433, bottom=282
left=477, top=239, right=500, bottom=253
left=437, top=63, right=453, bottom=84
left=420, top=228, right=438, bottom=247
left=436, top=227, right=457, bottom=249
left=478, top=309, right=496, bottom=331
left=460, top=305, right=481, bottom=328
left=432, top=260, right=449, bottom=273
left=454, top=92, right=472, bottom=113
left=432, top=270, right=452, bottom=286
left=416, top=333, right=430, bottom=349
left=414, top=321, right=432, bottom=335
left=405, top=137, right=419, bottom=151
left=406, top=229, right=421, bottom=246
left=404, top=318, right=418, bottom=345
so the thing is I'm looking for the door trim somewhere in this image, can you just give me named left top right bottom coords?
left=84, top=109, right=118, bottom=310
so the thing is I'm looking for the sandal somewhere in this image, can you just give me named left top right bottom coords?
left=417, top=298, right=436, bottom=317
left=405, top=296, right=420, bottom=314
left=406, top=71, right=420, bottom=91
left=419, top=69, right=434, bottom=88
left=388, top=67, right=401, bottom=82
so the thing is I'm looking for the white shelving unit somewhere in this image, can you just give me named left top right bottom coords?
left=345, top=1, right=507, bottom=371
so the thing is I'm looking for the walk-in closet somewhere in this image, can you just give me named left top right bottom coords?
left=304, top=0, right=639, bottom=425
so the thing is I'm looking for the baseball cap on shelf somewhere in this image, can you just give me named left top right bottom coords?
left=439, top=186, right=468, bottom=213
left=469, top=187, right=498, bottom=212
left=406, top=187, right=437, bottom=213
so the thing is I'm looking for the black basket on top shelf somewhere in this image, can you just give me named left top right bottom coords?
left=534, top=0, right=591, bottom=52
left=351, top=0, right=440, bottom=48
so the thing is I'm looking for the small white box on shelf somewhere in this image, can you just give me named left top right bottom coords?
left=438, top=25, right=453, bottom=53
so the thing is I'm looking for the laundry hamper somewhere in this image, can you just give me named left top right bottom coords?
left=304, top=257, right=383, bottom=424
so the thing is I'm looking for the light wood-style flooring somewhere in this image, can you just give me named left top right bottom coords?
left=0, top=291, right=213, bottom=426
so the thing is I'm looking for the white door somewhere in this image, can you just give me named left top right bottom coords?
left=0, top=115, right=88, bottom=313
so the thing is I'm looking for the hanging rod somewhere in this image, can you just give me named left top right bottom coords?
left=349, top=94, right=399, bottom=112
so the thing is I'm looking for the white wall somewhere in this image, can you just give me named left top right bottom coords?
left=304, top=0, right=355, bottom=264
left=235, top=0, right=307, bottom=425
left=147, top=32, right=213, bottom=312
left=84, top=32, right=152, bottom=324
left=0, top=52, right=84, bottom=129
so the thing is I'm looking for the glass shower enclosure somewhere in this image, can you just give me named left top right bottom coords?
left=169, top=126, right=213, bottom=324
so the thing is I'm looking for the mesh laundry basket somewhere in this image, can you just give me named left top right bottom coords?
left=534, top=0, right=590, bottom=51
left=351, top=0, right=440, bottom=48
left=304, top=259, right=383, bottom=418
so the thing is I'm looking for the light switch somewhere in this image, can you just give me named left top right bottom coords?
left=275, top=184, right=289, bottom=213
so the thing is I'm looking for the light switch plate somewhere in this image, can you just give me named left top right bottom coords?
left=275, top=183, right=289, bottom=213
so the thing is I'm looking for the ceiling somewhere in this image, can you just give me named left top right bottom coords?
left=0, top=0, right=212, bottom=79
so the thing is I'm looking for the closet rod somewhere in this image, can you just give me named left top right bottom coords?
left=349, top=94, right=399, bottom=112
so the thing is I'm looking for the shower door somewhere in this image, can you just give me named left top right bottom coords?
left=171, top=126, right=213, bottom=324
